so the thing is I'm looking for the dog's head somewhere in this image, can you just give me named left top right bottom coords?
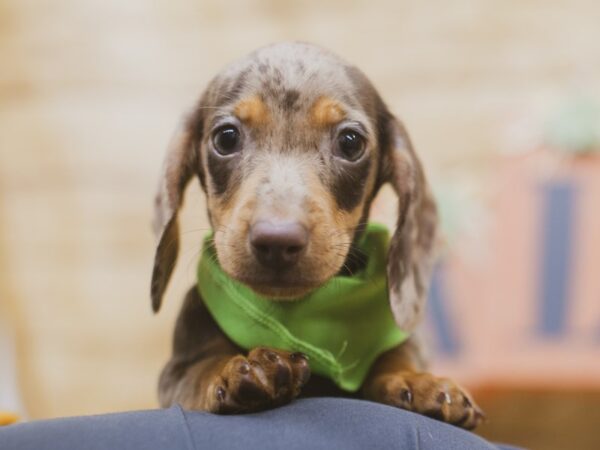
left=151, top=42, right=437, bottom=331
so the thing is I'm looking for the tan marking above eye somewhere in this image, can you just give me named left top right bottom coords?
left=309, top=96, right=346, bottom=128
left=234, top=95, right=270, bottom=126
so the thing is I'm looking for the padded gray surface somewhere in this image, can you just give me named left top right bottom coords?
left=0, top=398, right=522, bottom=450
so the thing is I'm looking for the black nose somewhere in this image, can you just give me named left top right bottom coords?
left=249, top=221, right=308, bottom=270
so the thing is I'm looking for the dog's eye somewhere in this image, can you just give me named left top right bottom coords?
left=212, top=125, right=241, bottom=156
left=335, top=129, right=365, bottom=161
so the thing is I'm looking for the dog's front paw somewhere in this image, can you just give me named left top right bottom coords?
left=207, top=347, right=310, bottom=414
left=372, top=372, right=485, bottom=430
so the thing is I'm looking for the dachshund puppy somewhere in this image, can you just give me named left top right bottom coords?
left=151, top=42, right=484, bottom=429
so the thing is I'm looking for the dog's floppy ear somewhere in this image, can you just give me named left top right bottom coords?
left=382, top=114, right=438, bottom=332
left=150, top=116, right=200, bottom=313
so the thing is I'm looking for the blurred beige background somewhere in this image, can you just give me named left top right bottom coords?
left=1, top=0, right=599, bottom=446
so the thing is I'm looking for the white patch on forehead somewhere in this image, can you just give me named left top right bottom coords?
left=225, top=42, right=356, bottom=102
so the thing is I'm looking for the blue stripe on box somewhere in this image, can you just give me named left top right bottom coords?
left=537, top=181, right=577, bottom=337
left=428, top=264, right=461, bottom=356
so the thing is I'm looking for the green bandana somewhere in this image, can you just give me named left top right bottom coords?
left=197, top=223, right=408, bottom=392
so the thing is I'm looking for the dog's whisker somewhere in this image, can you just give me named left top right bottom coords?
left=179, top=227, right=214, bottom=237
left=193, top=106, right=227, bottom=110
left=180, top=246, right=204, bottom=276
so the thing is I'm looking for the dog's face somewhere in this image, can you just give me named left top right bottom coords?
left=196, top=46, right=382, bottom=298
left=151, top=43, right=438, bottom=331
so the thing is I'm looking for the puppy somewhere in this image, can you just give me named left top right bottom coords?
left=151, top=42, right=484, bottom=429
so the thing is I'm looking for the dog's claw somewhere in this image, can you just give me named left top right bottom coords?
left=437, top=391, right=452, bottom=405
left=239, top=362, right=250, bottom=374
left=399, top=388, right=413, bottom=405
left=290, top=352, right=308, bottom=362
left=215, top=386, right=226, bottom=402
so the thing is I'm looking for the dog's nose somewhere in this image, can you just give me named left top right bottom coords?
left=249, top=221, right=308, bottom=270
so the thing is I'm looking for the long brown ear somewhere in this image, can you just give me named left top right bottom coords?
left=384, top=115, right=438, bottom=332
left=150, top=117, right=199, bottom=313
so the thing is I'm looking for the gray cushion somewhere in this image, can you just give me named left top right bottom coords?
left=0, top=398, right=522, bottom=450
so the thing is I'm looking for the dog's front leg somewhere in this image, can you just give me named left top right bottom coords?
left=361, top=338, right=485, bottom=430
left=158, top=289, right=310, bottom=413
